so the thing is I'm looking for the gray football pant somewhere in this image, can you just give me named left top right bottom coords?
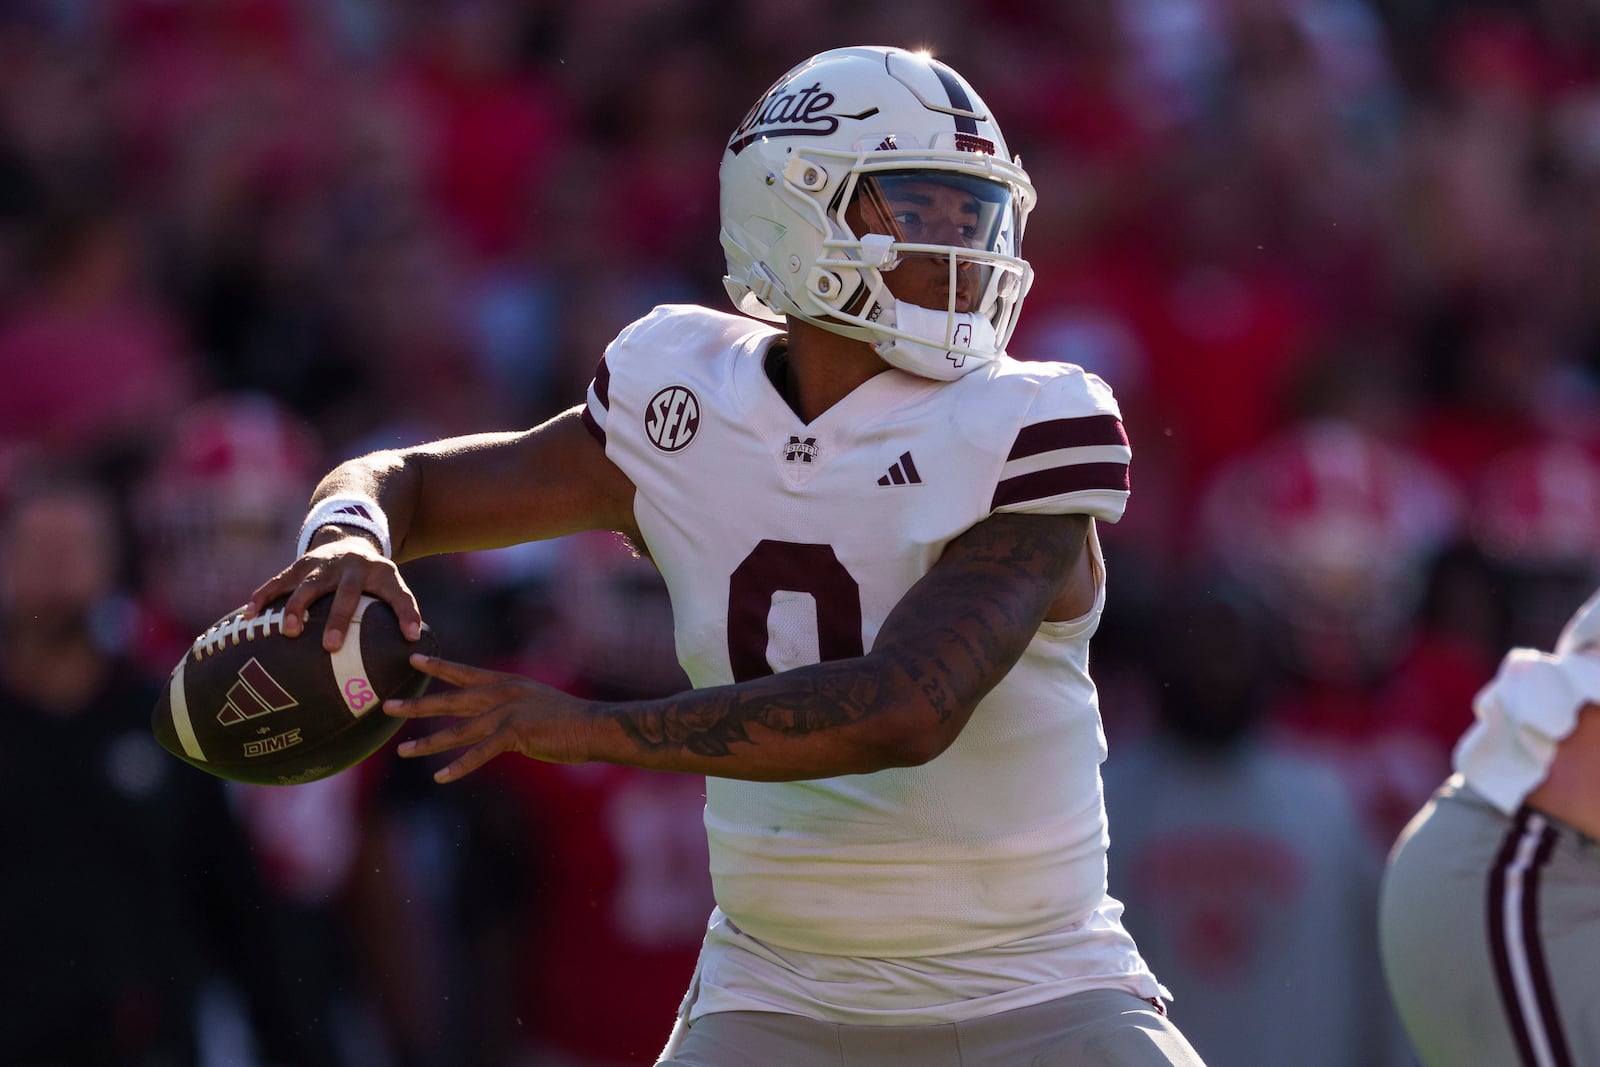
left=1380, top=776, right=1600, bottom=1067
left=655, top=988, right=1208, bottom=1067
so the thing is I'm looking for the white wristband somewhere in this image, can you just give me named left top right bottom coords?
left=296, top=495, right=393, bottom=559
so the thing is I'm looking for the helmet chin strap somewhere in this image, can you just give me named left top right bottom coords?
left=873, top=301, right=999, bottom=381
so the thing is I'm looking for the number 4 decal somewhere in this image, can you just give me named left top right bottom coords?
left=727, top=540, right=864, bottom=682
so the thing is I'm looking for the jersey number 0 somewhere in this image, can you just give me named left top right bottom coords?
left=727, top=540, right=864, bottom=682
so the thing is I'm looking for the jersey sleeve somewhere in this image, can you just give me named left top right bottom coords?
left=581, top=352, right=612, bottom=445
left=581, top=303, right=765, bottom=452
left=990, top=367, right=1131, bottom=522
left=580, top=306, right=662, bottom=448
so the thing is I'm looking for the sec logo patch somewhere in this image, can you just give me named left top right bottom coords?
left=645, top=386, right=700, bottom=452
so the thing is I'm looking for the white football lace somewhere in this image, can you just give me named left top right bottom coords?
left=191, top=606, right=285, bottom=661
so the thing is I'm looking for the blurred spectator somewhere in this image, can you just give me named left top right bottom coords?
left=1104, top=583, right=1412, bottom=1067
left=135, top=393, right=323, bottom=664
left=1464, top=439, right=1600, bottom=651
left=457, top=533, right=713, bottom=1067
left=1202, top=417, right=1460, bottom=678
left=132, top=396, right=454, bottom=1067
left=0, top=117, right=44, bottom=310
left=391, top=1, right=571, bottom=265
left=580, top=41, right=724, bottom=281
left=0, top=461, right=337, bottom=1066
left=0, top=203, right=199, bottom=460
left=1199, top=416, right=1471, bottom=848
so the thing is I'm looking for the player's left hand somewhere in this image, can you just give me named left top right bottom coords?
left=384, top=654, right=591, bottom=782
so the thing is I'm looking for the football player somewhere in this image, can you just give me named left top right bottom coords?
left=249, top=46, right=1207, bottom=1066
left=1380, top=584, right=1600, bottom=1066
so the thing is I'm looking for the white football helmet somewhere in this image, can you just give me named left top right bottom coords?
left=720, top=46, right=1036, bottom=380
left=138, top=393, right=321, bottom=628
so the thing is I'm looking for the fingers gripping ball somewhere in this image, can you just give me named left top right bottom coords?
left=151, top=595, right=436, bottom=785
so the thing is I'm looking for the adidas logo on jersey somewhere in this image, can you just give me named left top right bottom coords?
left=877, top=452, right=922, bottom=486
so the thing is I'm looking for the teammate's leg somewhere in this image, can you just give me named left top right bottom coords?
left=1381, top=781, right=1600, bottom=1066
left=1382, top=786, right=1526, bottom=1065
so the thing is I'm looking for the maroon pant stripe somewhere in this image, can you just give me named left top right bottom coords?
left=1487, top=809, right=1574, bottom=1067
left=1521, top=823, right=1573, bottom=1067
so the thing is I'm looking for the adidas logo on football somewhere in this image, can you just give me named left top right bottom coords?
left=217, top=658, right=299, bottom=725
left=877, top=452, right=922, bottom=486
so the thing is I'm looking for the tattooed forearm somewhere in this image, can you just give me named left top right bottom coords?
left=610, top=666, right=885, bottom=757
left=601, top=511, right=1088, bottom=777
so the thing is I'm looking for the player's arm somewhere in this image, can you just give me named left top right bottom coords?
left=245, top=406, right=636, bottom=649
left=1526, top=700, right=1600, bottom=843
left=387, top=510, right=1089, bottom=782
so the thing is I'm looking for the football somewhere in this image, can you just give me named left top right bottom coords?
left=151, top=594, right=436, bottom=785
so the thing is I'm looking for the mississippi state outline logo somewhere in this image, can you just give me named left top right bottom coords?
left=783, top=436, right=819, bottom=463
left=645, top=386, right=700, bottom=452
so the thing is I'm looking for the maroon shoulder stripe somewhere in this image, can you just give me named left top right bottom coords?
left=591, top=357, right=611, bottom=408
left=992, top=462, right=1129, bottom=509
left=581, top=406, right=606, bottom=446
left=1008, top=414, right=1126, bottom=461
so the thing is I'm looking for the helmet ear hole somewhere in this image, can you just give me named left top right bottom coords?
left=807, top=268, right=846, bottom=306
left=783, top=157, right=830, bottom=192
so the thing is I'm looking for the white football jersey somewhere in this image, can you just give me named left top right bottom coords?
left=584, top=304, right=1133, bottom=960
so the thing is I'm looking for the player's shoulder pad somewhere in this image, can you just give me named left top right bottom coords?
left=586, top=305, right=778, bottom=443
left=957, top=357, right=1131, bottom=522
left=951, top=356, right=1123, bottom=448
left=602, top=304, right=776, bottom=381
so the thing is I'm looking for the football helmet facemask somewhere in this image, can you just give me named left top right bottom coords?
left=720, top=46, right=1035, bottom=380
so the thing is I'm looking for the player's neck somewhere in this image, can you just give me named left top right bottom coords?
left=776, top=319, right=891, bottom=422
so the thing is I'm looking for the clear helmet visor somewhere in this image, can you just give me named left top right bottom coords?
left=844, top=170, right=1024, bottom=322
left=855, top=170, right=1019, bottom=257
